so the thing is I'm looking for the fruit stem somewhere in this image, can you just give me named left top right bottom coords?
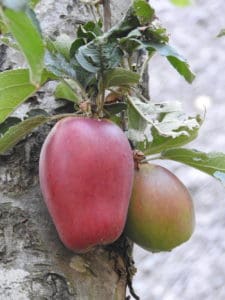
left=50, top=113, right=78, bottom=121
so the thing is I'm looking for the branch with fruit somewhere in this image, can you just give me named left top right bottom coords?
left=0, top=0, right=225, bottom=271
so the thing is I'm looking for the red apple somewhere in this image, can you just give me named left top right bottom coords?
left=39, top=117, right=134, bottom=252
left=125, top=163, right=195, bottom=252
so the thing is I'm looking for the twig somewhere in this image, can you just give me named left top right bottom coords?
left=103, top=0, right=112, bottom=32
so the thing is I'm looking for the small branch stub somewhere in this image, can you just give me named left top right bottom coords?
left=133, top=150, right=146, bottom=170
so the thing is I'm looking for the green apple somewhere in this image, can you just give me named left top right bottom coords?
left=125, top=163, right=195, bottom=252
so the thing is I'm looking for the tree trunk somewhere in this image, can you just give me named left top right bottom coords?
left=0, top=1, right=135, bottom=299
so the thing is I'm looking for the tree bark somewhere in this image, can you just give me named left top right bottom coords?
left=0, top=1, right=135, bottom=299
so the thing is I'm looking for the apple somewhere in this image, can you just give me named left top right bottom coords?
left=125, top=163, right=195, bottom=252
left=39, top=117, right=134, bottom=252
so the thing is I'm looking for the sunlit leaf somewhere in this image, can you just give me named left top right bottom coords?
left=0, top=69, right=47, bottom=123
left=2, top=7, right=44, bottom=84
left=53, top=34, right=73, bottom=60
left=162, top=148, right=225, bottom=186
left=75, top=39, right=123, bottom=73
left=45, top=51, right=77, bottom=80
left=217, top=29, right=225, bottom=38
left=128, top=97, right=202, bottom=155
left=55, top=81, right=79, bottom=103
left=145, top=43, right=195, bottom=83
left=133, top=0, right=155, bottom=24
left=170, top=0, right=191, bottom=7
left=104, top=68, right=140, bottom=88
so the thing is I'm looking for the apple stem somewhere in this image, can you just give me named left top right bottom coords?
left=50, top=113, right=79, bottom=121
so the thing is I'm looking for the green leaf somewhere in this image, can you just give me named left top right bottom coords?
left=161, top=148, right=225, bottom=186
left=0, top=33, right=19, bottom=49
left=119, top=37, right=142, bottom=56
left=29, top=0, right=40, bottom=8
left=145, top=43, right=195, bottom=83
left=106, top=8, right=140, bottom=39
left=55, top=81, right=79, bottom=103
left=76, top=20, right=103, bottom=42
left=53, top=34, right=73, bottom=60
left=105, top=1, right=155, bottom=39
left=82, top=20, right=103, bottom=37
left=0, top=114, right=50, bottom=154
left=75, top=38, right=123, bottom=73
left=104, top=102, right=127, bottom=115
left=0, top=14, right=7, bottom=33
left=128, top=97, right=202, bottom=155
left=26, top=108, right=49, bottom=118
left=144, top=24, right=169, bottom=44
left=0, top=116, right=21, bottom=135
left=217, top=29, right=225, bottom=38
left=25, top=7, right=42, bottom=34
left=104, top=68, right=140, bottom=88
left=70, top=38, right=85, bottom=57
left=170, top=0, right=191, bottom=6
left=77, top=25, right=96, bottom=42
left=2, top=8, right=44, bottom=84
left=0, top=69, right=46, bottom=123
left=45, top=50, right=77, bottom=80
left=133, top=0, right=155, bottom=24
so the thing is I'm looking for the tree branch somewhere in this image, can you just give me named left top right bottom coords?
left=103, top=0, right=112, bottom=32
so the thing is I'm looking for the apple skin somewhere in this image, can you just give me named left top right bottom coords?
left=39, top=117, right=134, bottom=252
left=125, top=163, right=195, bottom=252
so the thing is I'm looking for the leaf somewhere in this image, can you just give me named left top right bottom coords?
left=217, top=29, right=225, bottom=38
left=0, top=114, right=50, bottom=154
left=106, top=1, right=155, bottom=39
left=144, top=22, right=169, bottom=44
left=25, top=7, right=42, bottom=34
left=45, top=50, right=77, bottom=80
left=70, top=38, right=85, bottom=57
left=104, top=102, right=127, bottom=115
left=170, top=0, right=191, bottom=6
left=133, top=0, right=155, bottom=24
left=161, top=148, right=225, bottom=186
left=2, top=7, right=44, bottom=84
left=77, top=25, right=96, bottom=42
left=82, top=20, right=103, bottom=37
left=0, top=14, right=8, bottom=33
left=0, top=69, right=47, bottom=123
left=26, top=108, right=49, bottom=118
left=119, top=37, right=142, bottom=56
left=53, top=34, right=73, bottom=60
left=145, top=43, right=195, bottom=83
left=54, top=81, right=79, bottom=103
left=0, top=116, right=21, bottom=135
left=45, top=49, right=94, bottom=89
left=104, top=68, right=140, bottom=88
left=128, top=97, right=202, bottom=155
left=0, top=33, right=19, bottom=49
left=75, top=38, right=123, bottom=73
left=29, top=0, right=40, bottom=8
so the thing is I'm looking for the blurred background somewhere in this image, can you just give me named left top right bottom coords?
left=133, top=1, right=225, bottom=299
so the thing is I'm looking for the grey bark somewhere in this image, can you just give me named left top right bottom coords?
left=0, top=1, right=134, bottom=299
